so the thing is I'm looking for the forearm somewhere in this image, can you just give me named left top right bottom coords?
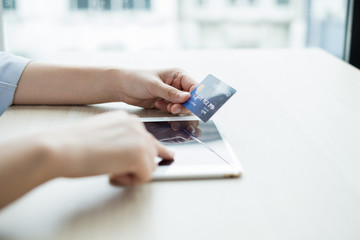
left=0, top=135, right=58, bottom=209
left=13, top=62, right=122, bottom=105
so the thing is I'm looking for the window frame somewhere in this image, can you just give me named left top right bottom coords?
left=345, top=0, right=360, bottom=68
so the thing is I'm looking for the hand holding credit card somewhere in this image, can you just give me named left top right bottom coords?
left=182, top=74, right=236, bottom=122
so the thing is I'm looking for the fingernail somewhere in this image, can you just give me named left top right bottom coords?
left=173, top=107, right=181, bottom=114
left=178, top=91, right=189, bottom=99
left=186, top=126, right=196, bottom=134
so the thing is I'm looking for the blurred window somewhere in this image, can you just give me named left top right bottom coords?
left=3, top=0, right=16, bottom=10
left=1, top=0, right=348, bottom=60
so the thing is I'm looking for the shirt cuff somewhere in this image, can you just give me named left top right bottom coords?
left=0, top=52, right=31, bottom=115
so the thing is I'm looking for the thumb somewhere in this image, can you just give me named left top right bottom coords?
left=156, top=83, right=190, bottom=103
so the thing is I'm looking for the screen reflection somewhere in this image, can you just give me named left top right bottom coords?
left=145, top=120, right=233, bottom=167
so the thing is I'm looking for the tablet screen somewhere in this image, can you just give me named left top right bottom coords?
left=144, top=120, right=235, bottom=168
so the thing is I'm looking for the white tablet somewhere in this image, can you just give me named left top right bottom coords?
left=142, top=118, right=242, bottom=180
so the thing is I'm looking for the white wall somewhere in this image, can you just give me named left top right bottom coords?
left=0, top=3, right=4, bottom=51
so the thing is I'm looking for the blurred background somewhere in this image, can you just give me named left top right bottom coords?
left=1, top=0, right=348, bottom=60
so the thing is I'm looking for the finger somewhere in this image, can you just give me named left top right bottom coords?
left=156, top=100, right=192, bottom=115
left=110, top=157, right=153, bottom=186
left=170, top=121, right=183, bottom=131
left=167, top=102, right=173, bottom=113
left=170, top=121, right=196, bottom=131
left=189, top=120, right=200, bottom=128
left=170, top=104, right=192, bottom=114
left=155, top=139, right=174, bottom=160
left=155, top=82, right=191, bottom=104
left=160, top=69, right=198, bottom=92
left=179, top=74, right=198, bottom=92
left=186, top=126, right=196, bottom=135
left=109, top=174, right=134, bottom=186
left=155, top=100, right=169, bottom=112
left=155, top=100, right=178, bottom=114
left=194, top=128, right=202, bottom=138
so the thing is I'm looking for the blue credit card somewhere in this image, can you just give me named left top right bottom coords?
left=183, top=74, right=236, bottom=122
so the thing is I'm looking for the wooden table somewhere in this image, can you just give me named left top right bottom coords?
left=0, top=49, right=360, bottom=240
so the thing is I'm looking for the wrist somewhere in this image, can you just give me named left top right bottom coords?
left=103, top=67, right=128, bottom=103
left=31, top=133, right=65, bottom=180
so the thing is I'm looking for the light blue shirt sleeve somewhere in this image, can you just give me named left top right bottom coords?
left=0, top=51, right=31, bottom=116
